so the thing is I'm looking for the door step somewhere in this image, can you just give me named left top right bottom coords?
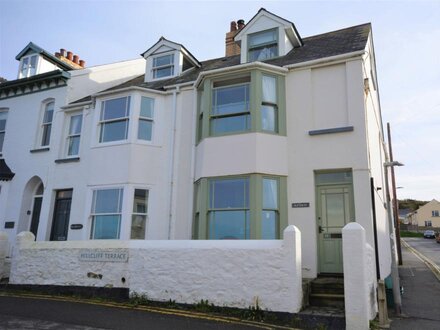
left=306, top=276, right=345, bottom=309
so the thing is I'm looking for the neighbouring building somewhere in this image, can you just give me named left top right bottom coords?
left=1, top=9, right=393, bottom=317
left=407, top=199, right=440, bottom=227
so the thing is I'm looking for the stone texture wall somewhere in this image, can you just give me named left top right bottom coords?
left=10, top=226, right=302, bottom=313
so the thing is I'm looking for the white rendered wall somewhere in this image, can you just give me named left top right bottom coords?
left=11, top=226, right=302, bottom=313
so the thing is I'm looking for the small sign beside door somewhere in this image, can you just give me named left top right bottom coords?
left=292, top=202, right=310, bottom=208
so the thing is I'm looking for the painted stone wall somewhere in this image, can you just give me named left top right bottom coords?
left=10, top=226, right=302, bottom=313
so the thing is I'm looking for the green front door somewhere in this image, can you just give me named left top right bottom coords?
left=317, top=185, right=353, bottom=274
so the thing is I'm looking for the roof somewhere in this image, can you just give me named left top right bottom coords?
left=0, top=159, right=15, bottom=181
left=15, top=42, right=74, bottom=71
left=70, top=22, right=371, bottom=104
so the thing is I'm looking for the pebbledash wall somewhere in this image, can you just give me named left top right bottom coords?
left=9, top=226, right=302, bottom=313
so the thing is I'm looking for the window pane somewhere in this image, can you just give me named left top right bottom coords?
left=316, top=171, right=352, bottom=185
left=100, top=120, right=128, bottom=142
left=29, top=56, right=37, bottom=76
left=209, top=210, right=249, bottom=239
left=249, top=30, right=277, bottom=47
left=138, top=120, right=152, bottom=141
left=262, top=75, right=276, bottom=103
left=43, top=102, right=54, bottom=123
left=140, top=97, right=154, bottom=118
left=69, top=114, right=82, bottom=135
left=67, top=136, right=80, bottom=156
left=131, top=215, right=146, bottom=239
left=133, top=189, right=148, bottom=213
left=154, top=66, right=173, bottom=79
left=249, top=45, right=278, bottom=61
left=209, top=178, right=249, bottom=209
left=213, top=85, right=249, bottom=116
left=92, top=215, right=121, bottom=239
left=263, top=179, right=278, bottom=209
left=0, top=111, right=8, bottom=130
left=262, top=211, right=278, bottom=239
left=261, top=105, right=276, bottom=132
left=153, top=54, right=173, bottom=67
left=211, top=114, right=250, bottom=134
left=93, top=189, right=122, bottom=213
left=101, top=97, right=129, bottom=120
left=41, top=125, right=51, bottom=146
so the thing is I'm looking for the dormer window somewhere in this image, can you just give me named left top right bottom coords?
left=20, top=55, right=38, bottom=78
left=152, top=54, right=174, bottom=79
left=248, top=29, right=278, bottom=61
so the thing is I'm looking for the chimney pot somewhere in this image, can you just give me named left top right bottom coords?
left=67, top=51, right=73, bottom=61
left=60, top=48, right=66, bottom=57
left=55, top=52, right=61, bottom=58
left=237, top=19, right=245, bottom=29
left=73, top=55, right=79, bottom=64
left=79, top=60, right=85, bottom=68
left=230, top=21, right=237, bottom=32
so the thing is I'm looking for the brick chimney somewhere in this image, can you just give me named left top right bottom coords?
left=54, top=48, right=85, bottom=69
left=225, top=19, right=245, bottom=57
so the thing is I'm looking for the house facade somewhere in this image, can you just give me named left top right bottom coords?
left=1, top=8, right=392, bottom=282
left=407, top=199, right=440, bottom=227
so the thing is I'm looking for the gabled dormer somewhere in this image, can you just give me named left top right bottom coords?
left=141, top=37, right=201, bottom=82
left=15, top=42, right=78, bottom=79
left=234, top=8, right=303, bottom=64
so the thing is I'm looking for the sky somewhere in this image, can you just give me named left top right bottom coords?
left=0, top=0, right=439, bottom=201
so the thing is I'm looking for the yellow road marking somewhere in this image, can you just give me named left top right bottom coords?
left=401, top=239, right=440, bottom=281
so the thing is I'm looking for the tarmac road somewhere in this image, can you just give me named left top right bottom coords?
left=403, top=237, right=440, bottom=267
left=0, top=295, right=270, bottom=330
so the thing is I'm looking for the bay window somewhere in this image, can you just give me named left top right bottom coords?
left=138, top=97, right=154, bottom=141
left=193, top=175, right=286, bottom=240
left=99, top=96, right=130, bottom=143
left=261, top=75, right=278, bottom=132
left=90, top=188, right=123, bottom=239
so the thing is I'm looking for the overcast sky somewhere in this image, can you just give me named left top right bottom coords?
left=0, top=0, right=439, bottom=201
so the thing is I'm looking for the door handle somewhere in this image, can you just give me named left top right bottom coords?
left=319, top=226, right=324, bottom=233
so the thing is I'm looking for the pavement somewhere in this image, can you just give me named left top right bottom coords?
left=389, top=238, right=440, bottom=329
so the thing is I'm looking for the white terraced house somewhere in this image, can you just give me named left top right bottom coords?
left=0, top=8, right=395, bottom=324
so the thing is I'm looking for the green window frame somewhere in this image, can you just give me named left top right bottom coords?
left=196, top=70, right=286, bottom=142
left=192, top=175, right=287, bottom=240
left=248, top=28, right=279, bottom=62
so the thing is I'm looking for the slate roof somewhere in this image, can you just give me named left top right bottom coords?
left=16, top=42, right=74, bottom=71
left=0, top=159, right=15, bottom=181
left=70, top=22, right=371, bottom=104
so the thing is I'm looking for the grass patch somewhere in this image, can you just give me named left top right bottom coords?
left=400, top=231, right=424, bottom=238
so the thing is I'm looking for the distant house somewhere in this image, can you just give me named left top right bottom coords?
left=399, top=208, right=411, bottom=224
left=406, top=199, right=440, bottom=227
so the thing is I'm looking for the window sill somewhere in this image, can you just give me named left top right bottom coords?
left=30, top=147, right=50, bottom=153
left=308, top=126, right=354, bottom=136
left=55, top=157, right=80, bottom=164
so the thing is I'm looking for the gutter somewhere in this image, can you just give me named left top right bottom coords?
left=284, top=50, right=365, bottom=70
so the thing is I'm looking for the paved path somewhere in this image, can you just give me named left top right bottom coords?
left=0, top=295, right=271, bottom=330
left=390, top=238, right=440, bottom=329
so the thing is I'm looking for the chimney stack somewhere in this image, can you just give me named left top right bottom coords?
left=54, top=48, right=85, bottom=69
left=225, top=19, right=245, bottom=57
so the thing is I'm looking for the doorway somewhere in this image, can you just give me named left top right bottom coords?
left=50, top=190, right=72, bottom=241
left=29, top=183, right=44, bottom=239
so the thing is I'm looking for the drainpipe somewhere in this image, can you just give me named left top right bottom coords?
left=167, top=86, right=180, bottom=239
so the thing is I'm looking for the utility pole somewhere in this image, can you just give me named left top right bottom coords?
left=387, top=123, right=403, bottom=265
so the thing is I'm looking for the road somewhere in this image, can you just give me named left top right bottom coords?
left=403, top=237, right=440, bottom=267
left=0, top=295, right=270, bottom=330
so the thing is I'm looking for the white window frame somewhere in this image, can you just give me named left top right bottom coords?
left=90, top=187, right=124, bottom=240
left=433, top=210, right=439, bottom=217
left=247, top=28, right=279, bottom=62
left=38, top=99, right=55, bottom=148
left=65, top=111, right=83, bottom=157
left=19, top=54, right=39, bottom=78
left=0, top=108, right=8, bottom=155
left=98, top=96, right=131, bottom=144
left=151, top=53, right=175, bottom=80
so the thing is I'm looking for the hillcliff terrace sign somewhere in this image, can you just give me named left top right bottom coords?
left=79, top=249, right=129, bottom=263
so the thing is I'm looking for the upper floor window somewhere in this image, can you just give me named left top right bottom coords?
left=41, top=101, right=54, bottom=147
left=138, top=97, right=154, bottom=141
left=152, top=54, right=174, bottom=79
left=66, top=113, right=83, bottom=156
left=211, top=77, right=250, bottom=135
left=0, top=109, right=8, bottom=154
left=433, top=210, right=439, bottom=217
left=90, top=188, right=123, bottom=239
left=99, top=96, right=130, bottom=143
left=248, top=29, right=278, bottom=61
left=261, top=75, right=277, bottom=132
left=20, top=55, right=38, bottom=78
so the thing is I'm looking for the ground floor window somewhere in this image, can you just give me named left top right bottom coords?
left=193, top=174, right=286, bottom=239
left=90, top=188, right=123, bottom=239
left=425, top=220, right=432, bottom=227
left=131, top=189, right=149, bottom=239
